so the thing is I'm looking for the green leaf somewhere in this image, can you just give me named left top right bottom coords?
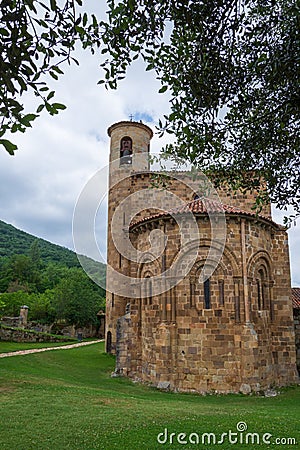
left=159, top=85, right=168, bottom=93
left=50, top=0, right=57, bottom=11
left=0, top=139, right=18, bottom=155
left=71, top=57, right=80, bottom=66
left=75, top=26, right=85, bottom=35
left=23, top=114, right=38, bottom=122
left=47, top=91, right=55, bottom=101
left=20, top=114, right=38, bottom=127
left=52, top=65, right=64, bottom=74
left=0, top=28, right=9, bottom=36
left=17, top=77, right=27, bottom=92
left=39, top=20, right=48, bottom=28
left=49, top=72, right=58, bottom=80
left=52, top=103, right=66, bottom=110
left=83, top=13, right=88, bottom=27
left=146, top=63, right=154, bottom=71
left=5, top=77, right=16, bottom=94
left=36, top=104, right=45, bottom=113
left=11, top=124, right=19, bottom=133
left=92, top=14, right=98, bottom=28
left=45, top=102, right=53, bottom=113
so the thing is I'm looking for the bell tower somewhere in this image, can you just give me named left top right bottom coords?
left=105, top=120, right=153, bottom=353
left=107, top=120, right=153, bottom=168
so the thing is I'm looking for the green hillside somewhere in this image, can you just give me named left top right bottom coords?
left=0, top=219, right=106, bottom=283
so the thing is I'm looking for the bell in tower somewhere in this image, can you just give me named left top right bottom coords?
left=120, top=136, right=133, bottom=165
left=107, top=120, right=153, bottom=172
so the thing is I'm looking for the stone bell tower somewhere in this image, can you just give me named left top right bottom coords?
left=105, top=120, right=153, bottom=353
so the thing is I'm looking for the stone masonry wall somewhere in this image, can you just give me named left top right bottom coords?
left=107, top=169, right=271, bottom=352
left=122, top=214, right=298, bottom=393
left=293, top=309, right=300, bottom=374
left=0, top=326, right=76, bottom=343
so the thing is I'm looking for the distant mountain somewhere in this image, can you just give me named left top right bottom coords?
left=0, top=219, right=106, bottom=285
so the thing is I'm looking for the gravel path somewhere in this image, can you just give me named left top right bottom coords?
left=0, top=339, right=104, bottom=358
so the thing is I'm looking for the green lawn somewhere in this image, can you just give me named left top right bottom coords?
left=0, top=342, right=299, bottom=450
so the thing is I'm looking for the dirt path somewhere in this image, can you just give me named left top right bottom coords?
left=0, top=339, right=104, bottom=358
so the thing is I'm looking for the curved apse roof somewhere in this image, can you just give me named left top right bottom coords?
left=130, top=197, right=280, bottom=230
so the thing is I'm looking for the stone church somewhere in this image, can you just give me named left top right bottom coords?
left=105, top=120, right=298, bottom=394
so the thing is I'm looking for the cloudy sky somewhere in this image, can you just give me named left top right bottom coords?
left=0, top=2, right=299, bottom=286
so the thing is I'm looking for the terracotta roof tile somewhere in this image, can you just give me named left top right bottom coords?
left=168, top=198, right=256, bottom=215
left=292, top=288, right=300, bottom=309
left=130, top=198, right=276, bottom=228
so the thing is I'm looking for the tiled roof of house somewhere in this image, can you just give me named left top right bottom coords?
left=292, top=288, right=300, bottom=309
left=130, top=197, right=278, bottom=229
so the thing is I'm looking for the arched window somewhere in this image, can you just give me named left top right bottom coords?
left=257, top=268, right=265, bottom=310
left=249, top=253, right=273, bottom=315
left=204, top=278, right=211, bottom=309
left=218, top=279, right=224, bottom=306
left=190, top=281, right=195, bottom=307
left=120, top=136, right=132, bottom=165
left=191, top=265, right=213, bottom=310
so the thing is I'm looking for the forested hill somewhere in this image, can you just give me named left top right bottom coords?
left=0, top=220, right=106, bottom=324
left=0, top=219, right=105, bottom=276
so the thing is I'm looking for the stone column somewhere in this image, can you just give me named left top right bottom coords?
left=19, top=305, right=29, bottom=327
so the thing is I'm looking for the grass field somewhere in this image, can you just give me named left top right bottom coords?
left=0, top=341, right=299, bottom=450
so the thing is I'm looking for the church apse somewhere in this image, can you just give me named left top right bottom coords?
left=105, top=120, right=298, bottom=394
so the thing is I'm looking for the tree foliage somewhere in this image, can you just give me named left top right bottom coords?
left=100, top=0, right=300, bottom=215
left=0, top=257, right=105, bottom=324
left=1, top=1, right=299, bottom=214
left=52, top=268, right=104, bottom=328
left=0, top=291, right=26, bottom=316
left=0, top=221, right=106, bottom=286
left=0, top=224, right=106, bottom=325
left=0, top=0, right=100, bottom=154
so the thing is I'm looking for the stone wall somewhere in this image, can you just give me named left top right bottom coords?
left=117, top=212, right=298, bottom=393
left=0, top=319, right=104, bottom=340
left=0, top=325, right=76, bottom=343
left=294, top=309, right=300, bottom=374
left=106, top=169, right=271, bottom=352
